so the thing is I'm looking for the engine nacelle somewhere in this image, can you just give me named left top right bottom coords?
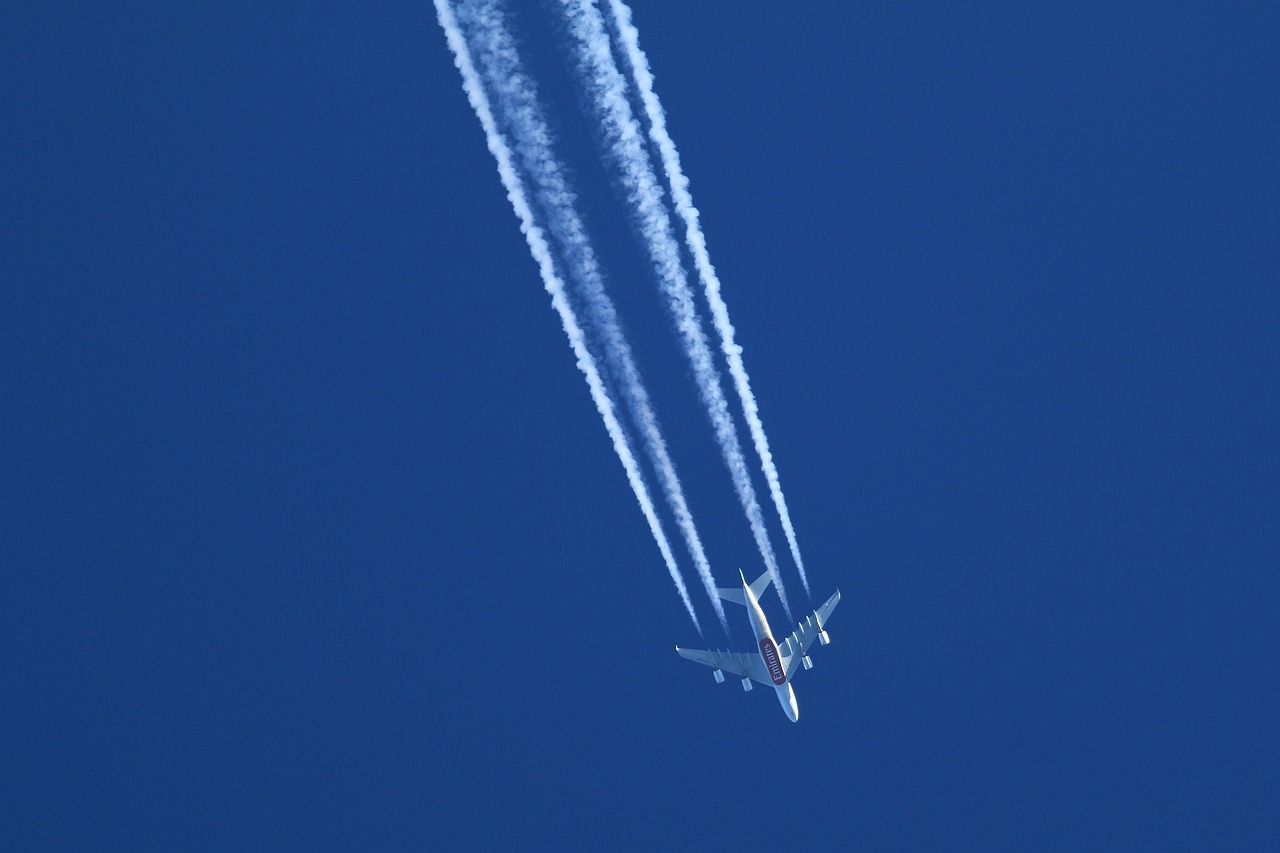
left=741, top=677, right=753, bottom=692
left=712, top=668, right=725, bottom=684
left=802, top=655, right=814, bottom=671
left=818, top=629, right=831, bottom=646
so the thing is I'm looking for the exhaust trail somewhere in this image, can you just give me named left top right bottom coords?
left=560, top=0, right=795, bottom=617
left=605, top=0, right=811, bottom=595
left=433, top=0, right=701, bottom=632
left=454, top=0, right=727, bottom=630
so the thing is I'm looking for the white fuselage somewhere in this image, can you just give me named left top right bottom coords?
left=740, top=574, right=800, bottom=722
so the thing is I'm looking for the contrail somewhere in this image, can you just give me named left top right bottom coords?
left=454, top=0, right=728, bottom=630
left=561, top=0, right=795, bottom=617
left=603, top=0, right=811, bottom=596
left=433, top=0, right=701, bottom=632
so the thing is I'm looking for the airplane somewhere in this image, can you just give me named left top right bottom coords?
left=676, top=569, right=841, bottom=722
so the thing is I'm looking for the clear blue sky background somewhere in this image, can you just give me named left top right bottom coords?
left=4, top=2, right=1277, bottom=850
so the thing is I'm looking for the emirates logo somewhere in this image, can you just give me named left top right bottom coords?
left=759, top=638, right=786, bottom=685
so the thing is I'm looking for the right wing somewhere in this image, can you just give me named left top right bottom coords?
left=675, top=646, right=773, bottom=686
left=778, top=589, right=842, bottom=677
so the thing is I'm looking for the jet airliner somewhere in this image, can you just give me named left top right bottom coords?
left=676, top=569, right=841, bottom=722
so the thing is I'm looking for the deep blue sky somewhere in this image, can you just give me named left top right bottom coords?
left=4, top=2, right=1278, bottom=850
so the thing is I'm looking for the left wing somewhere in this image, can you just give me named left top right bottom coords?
left=675, top=646, right=773, bottom=686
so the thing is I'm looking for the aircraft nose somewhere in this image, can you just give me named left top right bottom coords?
left=778, top=684, right=799, bottom=722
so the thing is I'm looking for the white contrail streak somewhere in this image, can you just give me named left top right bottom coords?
left=433, top=0, right=702, bottom=632
left=454, top=0, right=727, bottom=630
left=603, top=0, right=811, bottom=596
left=561, top=0, right=796, bottom=616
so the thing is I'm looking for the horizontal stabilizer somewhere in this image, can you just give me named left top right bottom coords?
left=716, top=568, right=773, bottom=606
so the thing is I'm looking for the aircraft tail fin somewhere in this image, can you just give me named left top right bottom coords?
left=716, top=569, right=773, bottom=606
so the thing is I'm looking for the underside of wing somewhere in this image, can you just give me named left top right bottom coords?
left=675, top=646, right=772, bottom=685
left=778, top=589, right=842, bottom=677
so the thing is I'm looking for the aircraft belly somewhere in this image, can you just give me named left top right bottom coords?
left=758, top=637, right=787, bottom=685
left=775, top=683, right=799, bottom=722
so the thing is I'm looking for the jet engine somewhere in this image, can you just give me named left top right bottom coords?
left=712, top=669, right=725, bottom=684
left=802, top=655, right=814, bottom=670
left=818, top=629, right=831, bottom=646
left=741, top=677, right=753, bottom=692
